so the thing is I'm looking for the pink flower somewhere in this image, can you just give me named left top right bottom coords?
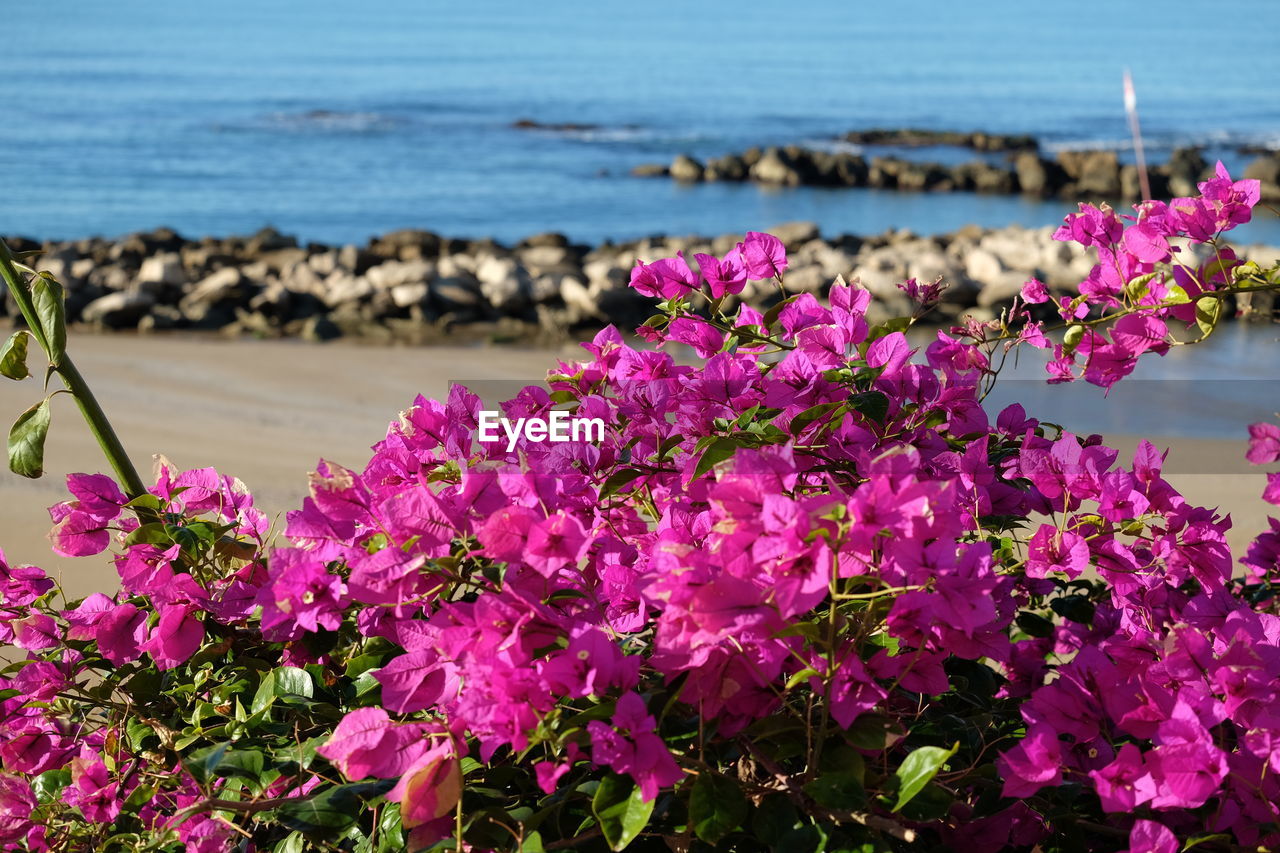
left=1088, top=743, right=1155, bottom=812
left=1025, top=526, right=1090, bottom=579
left=629, top=252, right=697, bottom=300
left=738, top=231, right=788, bottom=280
left=95, top=602, right=148, bottom=665
left=1125, top=819, right=1179, bottom=853
left=1247, top=422, right=1280, bottom=465
left=0, top=774, right=36, bottom=844
left=897, top=277, right=947, bottom=308
left=62, top=755, right=121, bottom=823
left=140, top=603, right=204, bottom=670
left=1020, top=278, right=1050, bottom=304
left=522, top=512, right=590, bottom=577
left=694, top=248, right=748, bottom=298
left=998, top=724, right=1063, bottom=797
left=1053, top=203, right=1124, bottom=247
left=318, top=707, right=444, bottom=781
left=389, top=739, right=462, bottom=829
left=587, top=693, right=683, bottom=801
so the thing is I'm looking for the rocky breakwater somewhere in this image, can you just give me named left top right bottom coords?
left=4, top=223, right=1277, bottom=345
left=635, top=137, right=1269, bottom=204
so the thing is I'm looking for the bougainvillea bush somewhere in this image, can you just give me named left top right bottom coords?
left=0, top=164, right=1279, bottom=852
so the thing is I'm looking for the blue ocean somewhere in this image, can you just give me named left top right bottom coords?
left=7, top=0, right=1280, bottom=244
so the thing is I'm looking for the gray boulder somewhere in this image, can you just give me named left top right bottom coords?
left=82, top=292, right=155, bottom=328
left=669, top=154, right=705, bottom=182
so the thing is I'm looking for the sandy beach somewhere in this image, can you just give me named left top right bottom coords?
left=0, top=333, right=1271, bottom=599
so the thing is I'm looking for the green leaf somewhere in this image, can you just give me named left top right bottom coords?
left=892, top=743, right=958, bottom=811
left=276, top=780, right=395, bottom=836
left=784, top=667, right=821, bottom=690
left=0, top=331, right=30, bottom=380
left=803, top=771, right=866, bottom=811
left=1015, top=611, right=1055, bottom=638
left=1195, top=296, right=1221, bottom=338
left=848, top=391, right=890, bottom=426
left=1050, top=594, right=1095, bottom=625
left=689, top=773, right=748, bottom=844
left=31, top=769, right=71, bottom=803
left=750, top=793, right=802, bottom=845
left=591, top=773, right=654, bottom=851
left=215, top=749, right=265, bottom=783
left=125, top=493, right=165, bottom=512
left=898, top=781, right=953, bottom=822
left=185, top=742, right=230, bottom=785
left=762, top=294, right=801, bottom=330
left=692, top=435, right=739, bottom=481
left=123, top=522, right=172, bottom=547
left=864, top=316, right=911, bottom=343
left=253, top=666, right=315, bottom=714
left=31, top=274, right=66, bottom=365
left=600, top=468, right=645, bottom=498
left=789, top=402, right=843, bottom=436
left=126, top=718, right=157, bottom=751
left=1123, top=271, right=1159, bottom=302
left=8, top=398, right=51, bottom=478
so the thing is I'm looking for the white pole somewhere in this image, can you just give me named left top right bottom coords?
left=1123, top=69, right=1152, bottom=200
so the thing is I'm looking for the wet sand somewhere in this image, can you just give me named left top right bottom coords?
left=0, top=334, right=1271, bottom=599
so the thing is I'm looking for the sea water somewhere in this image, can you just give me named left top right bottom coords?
left=5, top=0, right=1280, bottom=244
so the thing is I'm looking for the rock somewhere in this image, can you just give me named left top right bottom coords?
left=474, top=255, right=532, bottom=312
left=848, top=247, right=909, bottom=298
left=704, top=154, right=748, bottom=182
left=896, top=162, right=951, bottom=191
left=390, top=282, right=429, bottom=308
left=1015, top=153, right=1050, bottom=196
left=750, top=148, right=802, bottom=186
left=669, top=154, right=705, bottom=182
left=1165, top=148, right=1209, bottom=197
left=370, top=228, right=442, bottom=261
left=182, top=267, right=245, bottom=310
left=963, top=247, right=1005, bottom=284
left=338, top=244, right=378, bottom=274
left=977, top=271, right=1033, bottom=307
left=520, top=232, right=570, bottom=249
left=1244, top=155, right=1280, bottom=200
left=82, top=291, right=154, bottom=328
left=365, top=259, right=434, bottom=290
left=631, top=163, right=669, bottom=178
left=784, top=264, right=828, bottom=293
left=245, top=227, right=297, bottom=256
left=431, top=279, right=484, bottom=313
left=137, top=305, right=184, bottom=333
left=322, top=271, right=374, bottom=307
left=583, top=258, right=628, bottom=290
left=301, top=314, right=342, bottom=342
left=519, top=245, right=572, bottom=270
left=767, top=221, right=821, bottom=248
left=560, top=277, right=601, bottom=321
left=137, top=253, right=186, bottom=287
left=906, top=250, right=966, bottom=291
left=1058, top=150, right=1121, bottom=197
left=248, top=282, right=293, bottom=320
left=979, top=229, right=1042, bottom=273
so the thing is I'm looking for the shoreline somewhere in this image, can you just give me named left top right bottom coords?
left=9, top=223, right=1280, bottom=348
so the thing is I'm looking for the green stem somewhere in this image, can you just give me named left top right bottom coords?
left=0, top=240, right=148, bottom=499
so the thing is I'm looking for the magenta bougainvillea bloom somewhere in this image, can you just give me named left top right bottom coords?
left=1, top=162, right=1278, bottom=849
